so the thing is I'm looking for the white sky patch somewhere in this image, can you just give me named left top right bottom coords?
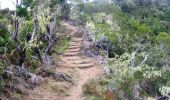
left=0, top=0, right=21, bottom=10
left=0, top=0, right=94, bottom=10
left=89, top=0, right=94, bottom=2
left=67, top=0, right=94, bottom=4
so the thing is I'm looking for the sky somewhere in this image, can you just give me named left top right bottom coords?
left=0, top=0, right=94, bottom=10
left=67, top=0, right=94, bottom=4
left=0, top=0, right=21, bottom=10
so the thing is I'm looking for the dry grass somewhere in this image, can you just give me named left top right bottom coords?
left=83, top=80, right=100, bottom=96
left=83, top=79, right=117, bottom=100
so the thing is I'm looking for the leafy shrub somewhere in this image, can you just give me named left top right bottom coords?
left=0, top=60, right=5, bottom=94
left=0, top=80, right=4, bottom=94
left=106, top=53, right=163, bottom=98
left=79, top=13, right=90, bottom=25
left=19, top=20, right=33, bottom=41
left=54, top=36, right=71, bottom=54
left=16, top=5, right=28, bottom=17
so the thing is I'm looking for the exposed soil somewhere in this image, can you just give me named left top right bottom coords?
left=23, top=22, right=102, bottom=100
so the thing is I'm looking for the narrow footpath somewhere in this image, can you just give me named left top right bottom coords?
left=24, top=22, right=102, bottom=100
left=61, top=22, right=102, bottom=100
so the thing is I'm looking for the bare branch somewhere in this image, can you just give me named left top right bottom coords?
left=139, top=53, right=150, bottom=66
left=130, top=47, right=140, bottom=67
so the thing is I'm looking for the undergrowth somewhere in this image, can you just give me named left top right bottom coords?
left=83, top=79, right=117, bottom=100
left=54, top=36, right=71, bottom=54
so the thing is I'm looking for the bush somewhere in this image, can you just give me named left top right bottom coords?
left=106, top=53, right=163, bottom=99
left=16, top=5, right=28, bottom=17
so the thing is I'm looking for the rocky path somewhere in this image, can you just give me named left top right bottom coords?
left=23, top=22, right=102, bottom=100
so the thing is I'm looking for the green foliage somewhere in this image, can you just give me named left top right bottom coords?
left=0, top=0, right=71, bottom=97
left=79, top=3, right=119, bottom=15
left=159, top=68, right=170, bottom=96
left=16, top=0, right=37, bottom=18
left=37, top=6, right=51, bottom=32
left=0, top=27, right=10, bottom=53
left=144, top=16, right=164, bottom=34
left=79, top=13, right=90, bottom=25
left=31, top=59, right=41, bottom=71
left=16, top=5, right=28, bottom=17
left=22, top=0, right=36, bottom=8
left=129, top=19, right=152, bottom=34
left=54, top=36, right=71, bottom=54
left=79, top=1, right=170, bottom=98
left=0, top=60, right=4, bottom=75
left=61, top=3, right=71, bottom=20
left=19, top=20, right=33, bottom=41
left=1, top=0, right=170, bottom=98
left=159, top=86, right=170, bottom=97
left=164, top=7, right=170, bottom=21
left=50, top=0, right=67, bottom=8
left=106, top=53, right=162, bottom=98
left=0, top=60, right=4, bottom=94
left=0, top=80, right=4, bottom=94
left=157, top=32, right=170, bottom=46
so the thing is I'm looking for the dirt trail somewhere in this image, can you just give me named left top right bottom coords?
left=59, top=22, right=102, bottom=100
left=24, top=22, right=102, bottom=100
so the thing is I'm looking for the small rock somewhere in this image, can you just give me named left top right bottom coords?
left=15, top=84, right=28, bottom=94
left=29, top=73, right=44, bottom=85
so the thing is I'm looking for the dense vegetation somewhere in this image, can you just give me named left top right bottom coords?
left=0, top=0, right=71, bottom=98
left=75, top=0, right=170, bottom=99
left=0, top=0, right=170, bottom=99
